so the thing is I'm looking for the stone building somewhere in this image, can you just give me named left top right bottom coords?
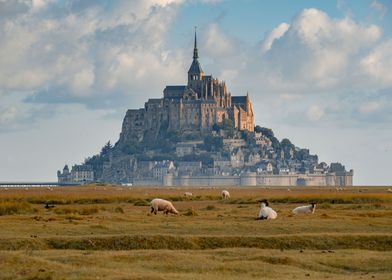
left=152, top=161, right=175, bottom=181
left=176, top=142, right=199, bottom=156
left=57, top=165, right=71, bottom=183
left=57, top=164, right=94, bottom=184
left=177, top=161, right=202, bottom=176
left=118, top=30, right=254, bottom=146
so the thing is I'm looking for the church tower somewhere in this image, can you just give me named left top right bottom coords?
left=188, top=28, right=204, bottom=91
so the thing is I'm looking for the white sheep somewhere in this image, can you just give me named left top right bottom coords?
left=183, top=192, right=193, bottom=198
left=221, top=190, right=230, bottom=199
left=150, top=198, right=179, bottom=215
left=257, top=199, right=277, bottom=220
left=387, top=188, right=392, bottom=193
left=292, top=203, right=316, bottom=214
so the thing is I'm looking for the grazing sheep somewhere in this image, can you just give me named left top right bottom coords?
left=150, top=198, right=178, bottom=215
left=292, top=203, right=316, bottom=214
left=183, top=192, right=193, bottom=198
left=387, top=188, right=392, bottom=193
left=221, top=190, right=230, bottom=200
left=257, top=199, right=277, bottom=220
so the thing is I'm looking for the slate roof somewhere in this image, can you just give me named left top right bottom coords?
left=165, top=85, right=187, bottom=91
left=231, top=96, right=247, bottom=104
left=188, top=59, right=203, bottom=74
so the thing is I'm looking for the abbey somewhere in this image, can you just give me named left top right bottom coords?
left=118, top=31, right=254, bottom=145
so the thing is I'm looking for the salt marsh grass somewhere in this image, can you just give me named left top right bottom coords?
left=0, top=185, right=391, bottom=279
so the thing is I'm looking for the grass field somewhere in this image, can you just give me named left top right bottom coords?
left=0, top=185, right=391, bottom=279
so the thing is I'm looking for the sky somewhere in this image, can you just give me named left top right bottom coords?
left=0, top=0, right=391, bottom=185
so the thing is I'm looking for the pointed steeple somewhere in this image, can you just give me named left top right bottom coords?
left=188, top=27, right=203, bottom=85
left=193, top=26, right=199, bottom=60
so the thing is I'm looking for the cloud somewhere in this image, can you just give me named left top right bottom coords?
left=370, top=0, right=389, bottom=19
left=260, top=22, right=289, bottom=53
left=0, top=103, right=57, bottom=132
left=0, top=0, right=186, bottom=110
left=0, top=0, right=29, bottom=18
left=1, top=3, right=392, bottom=132
left=204, top=23, right=238, bottom=57
left=200, top=23, right=248, bottom=85
left=361, top=39, right=392, bottom=86
left=257, top=8, right=382, bottom=92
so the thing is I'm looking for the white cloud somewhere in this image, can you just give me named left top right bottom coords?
left=204, top=23, right=237, bottom=57
left=32, top=0, right=52, bottom=10
left=0, top=0, right=186, bottom=109
left=361, top=39, right=392, bottom=86
left=259, top=8, right=382, bottom=91
left=260, top=22, right=289, bottom=53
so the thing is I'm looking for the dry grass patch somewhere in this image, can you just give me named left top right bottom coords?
left=0, top=202, right=37, bottom=216
left=1, top=249, right=392, bottom=279
left=182, top=208, right=198, bottom=216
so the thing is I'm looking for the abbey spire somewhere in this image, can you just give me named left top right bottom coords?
left=188, top=27, right=203, bottom=84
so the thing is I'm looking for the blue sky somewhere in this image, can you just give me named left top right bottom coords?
left=0, top=0, right=391, bottom=184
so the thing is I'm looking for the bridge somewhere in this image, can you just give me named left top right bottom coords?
left=0, top=182, right=81, bottom=187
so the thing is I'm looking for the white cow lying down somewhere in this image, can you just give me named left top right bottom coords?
left=150, top=198, right=178, bottom=215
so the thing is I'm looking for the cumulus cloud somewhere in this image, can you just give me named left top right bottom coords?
left=361, top=39, right=392, bottom=86
left=257, top=8, right=382, bottom=92
left=260, top=22, right=289, bottom=53
left=0, top=0, right=187, bottom=110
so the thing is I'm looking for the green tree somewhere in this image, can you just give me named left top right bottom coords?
left=281, top=138, right=294, bottom=150
left=100, top=141, right=112, bottom=157
left=203, top=135, right=224, bottom=152
left=254, top=126, right=274, bottom=139
left=221, top=119, right=234, bottom=130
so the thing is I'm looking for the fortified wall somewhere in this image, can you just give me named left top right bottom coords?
left=132, top=171, right=354, bottom=187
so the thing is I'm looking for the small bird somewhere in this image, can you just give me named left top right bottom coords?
left=44, top=202, right=55, bottom=209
